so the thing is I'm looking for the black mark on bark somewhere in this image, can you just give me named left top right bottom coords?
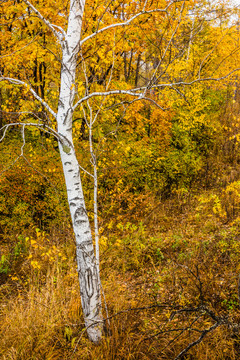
left=70, top=202, right=77, bottom=207
left=73, top=170, right=80, bottom=178
left=74, top=206, right=87, bottom=226
left=77, top=240, right=99, bottom=317
left=85, top=268, right=93, bottom=297
left=70, top=196, right=81, bottom=201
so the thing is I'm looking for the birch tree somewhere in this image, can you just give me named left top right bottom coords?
left=1, top=0, right=240, bottom=344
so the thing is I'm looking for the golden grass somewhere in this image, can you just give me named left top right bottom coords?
left=1, top=190, right=240, bottom=359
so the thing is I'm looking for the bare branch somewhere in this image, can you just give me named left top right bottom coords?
left=152, top=68, right=240, bottom=88
left=80, top=1, right=176, bottom=47
left=0, top=124, right=26, bottom=176
left=143, top=0, right=186, bottom=96
left=238, top=274, right=240, bottom=309
left=0, top=32, right=40, bottom=59
left=0, top=76, right=57, bottom=119
left=174, top=322, right=220, bottom=360
left=73, top=89, right=143, bottom=110
left=198, top=24, right=236, bottom=78
left=73, top=67, right=240, bottom=111
left=106, top=96, right=167, bottom=111
left=0, top=122, right=93, bottom=179
left=0, top=125, right=9, bottom=143
left=0, top=122, right=59, bottom=142
left=78, top=163, right=94, bottom=178
left=22, top=0, right=66, bottom=41
left=0, top=124, right=61, bottom=194
left=22, top=154, right=61, bottom=196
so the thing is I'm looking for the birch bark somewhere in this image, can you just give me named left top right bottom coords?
left=57, top=0, right=102, bottom=343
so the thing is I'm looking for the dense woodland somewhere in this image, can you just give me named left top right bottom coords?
left=1, top=0, right=240, bottom=358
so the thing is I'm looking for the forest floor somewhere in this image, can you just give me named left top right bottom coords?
left=1, top=185, right=240, bottom=360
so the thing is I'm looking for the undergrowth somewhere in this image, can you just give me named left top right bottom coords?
left=1, top=188, right=240, bottom=359
left=1, top=93, right=240, bottom=359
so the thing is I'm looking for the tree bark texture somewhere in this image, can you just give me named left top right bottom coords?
left=57, top=0, right=102, bottom=343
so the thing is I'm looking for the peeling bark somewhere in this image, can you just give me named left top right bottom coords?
left=59, top=142, right=102, bottom=343
left=57, top=0, right=102, bottom=343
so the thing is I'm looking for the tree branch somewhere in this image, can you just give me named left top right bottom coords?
left=151, top=68, right=240, bottom=88
left=174, top=322, right=220, bottom=360
left=73, top=68, right=240, bottom=110
left=0, top=76, right=57, bottom=119
left=142, top=0, right=186, bottom=96
left=0, top=32, right=40, bottom=59
left=80, top=1, right=177, bottom=47
left=22, top=0, right=66, bottom=41
left=73, top=89, right=143, bottom=110
left=0, top=122, right=94, bottom=178
left=0, top=124, right=26, bottom=176
left=0, top=122, right=59, bottom=143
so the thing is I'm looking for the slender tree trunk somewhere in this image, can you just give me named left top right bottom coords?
left=0, top=89, right=3, bottom=129
left=57, top=0, right=102, bottom=343
left=135, top=53, right=141, bottom=87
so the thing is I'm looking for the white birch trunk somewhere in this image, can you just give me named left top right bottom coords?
left=57, top=0, right=102, bottom=343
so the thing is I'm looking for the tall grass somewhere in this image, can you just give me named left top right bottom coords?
left=1, top=191, right=240, bottom=359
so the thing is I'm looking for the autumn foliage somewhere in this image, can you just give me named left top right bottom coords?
left=1, top=0, right=240, bottom=358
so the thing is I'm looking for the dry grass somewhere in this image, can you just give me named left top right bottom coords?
left=1, top=190, right=240, bottom=359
